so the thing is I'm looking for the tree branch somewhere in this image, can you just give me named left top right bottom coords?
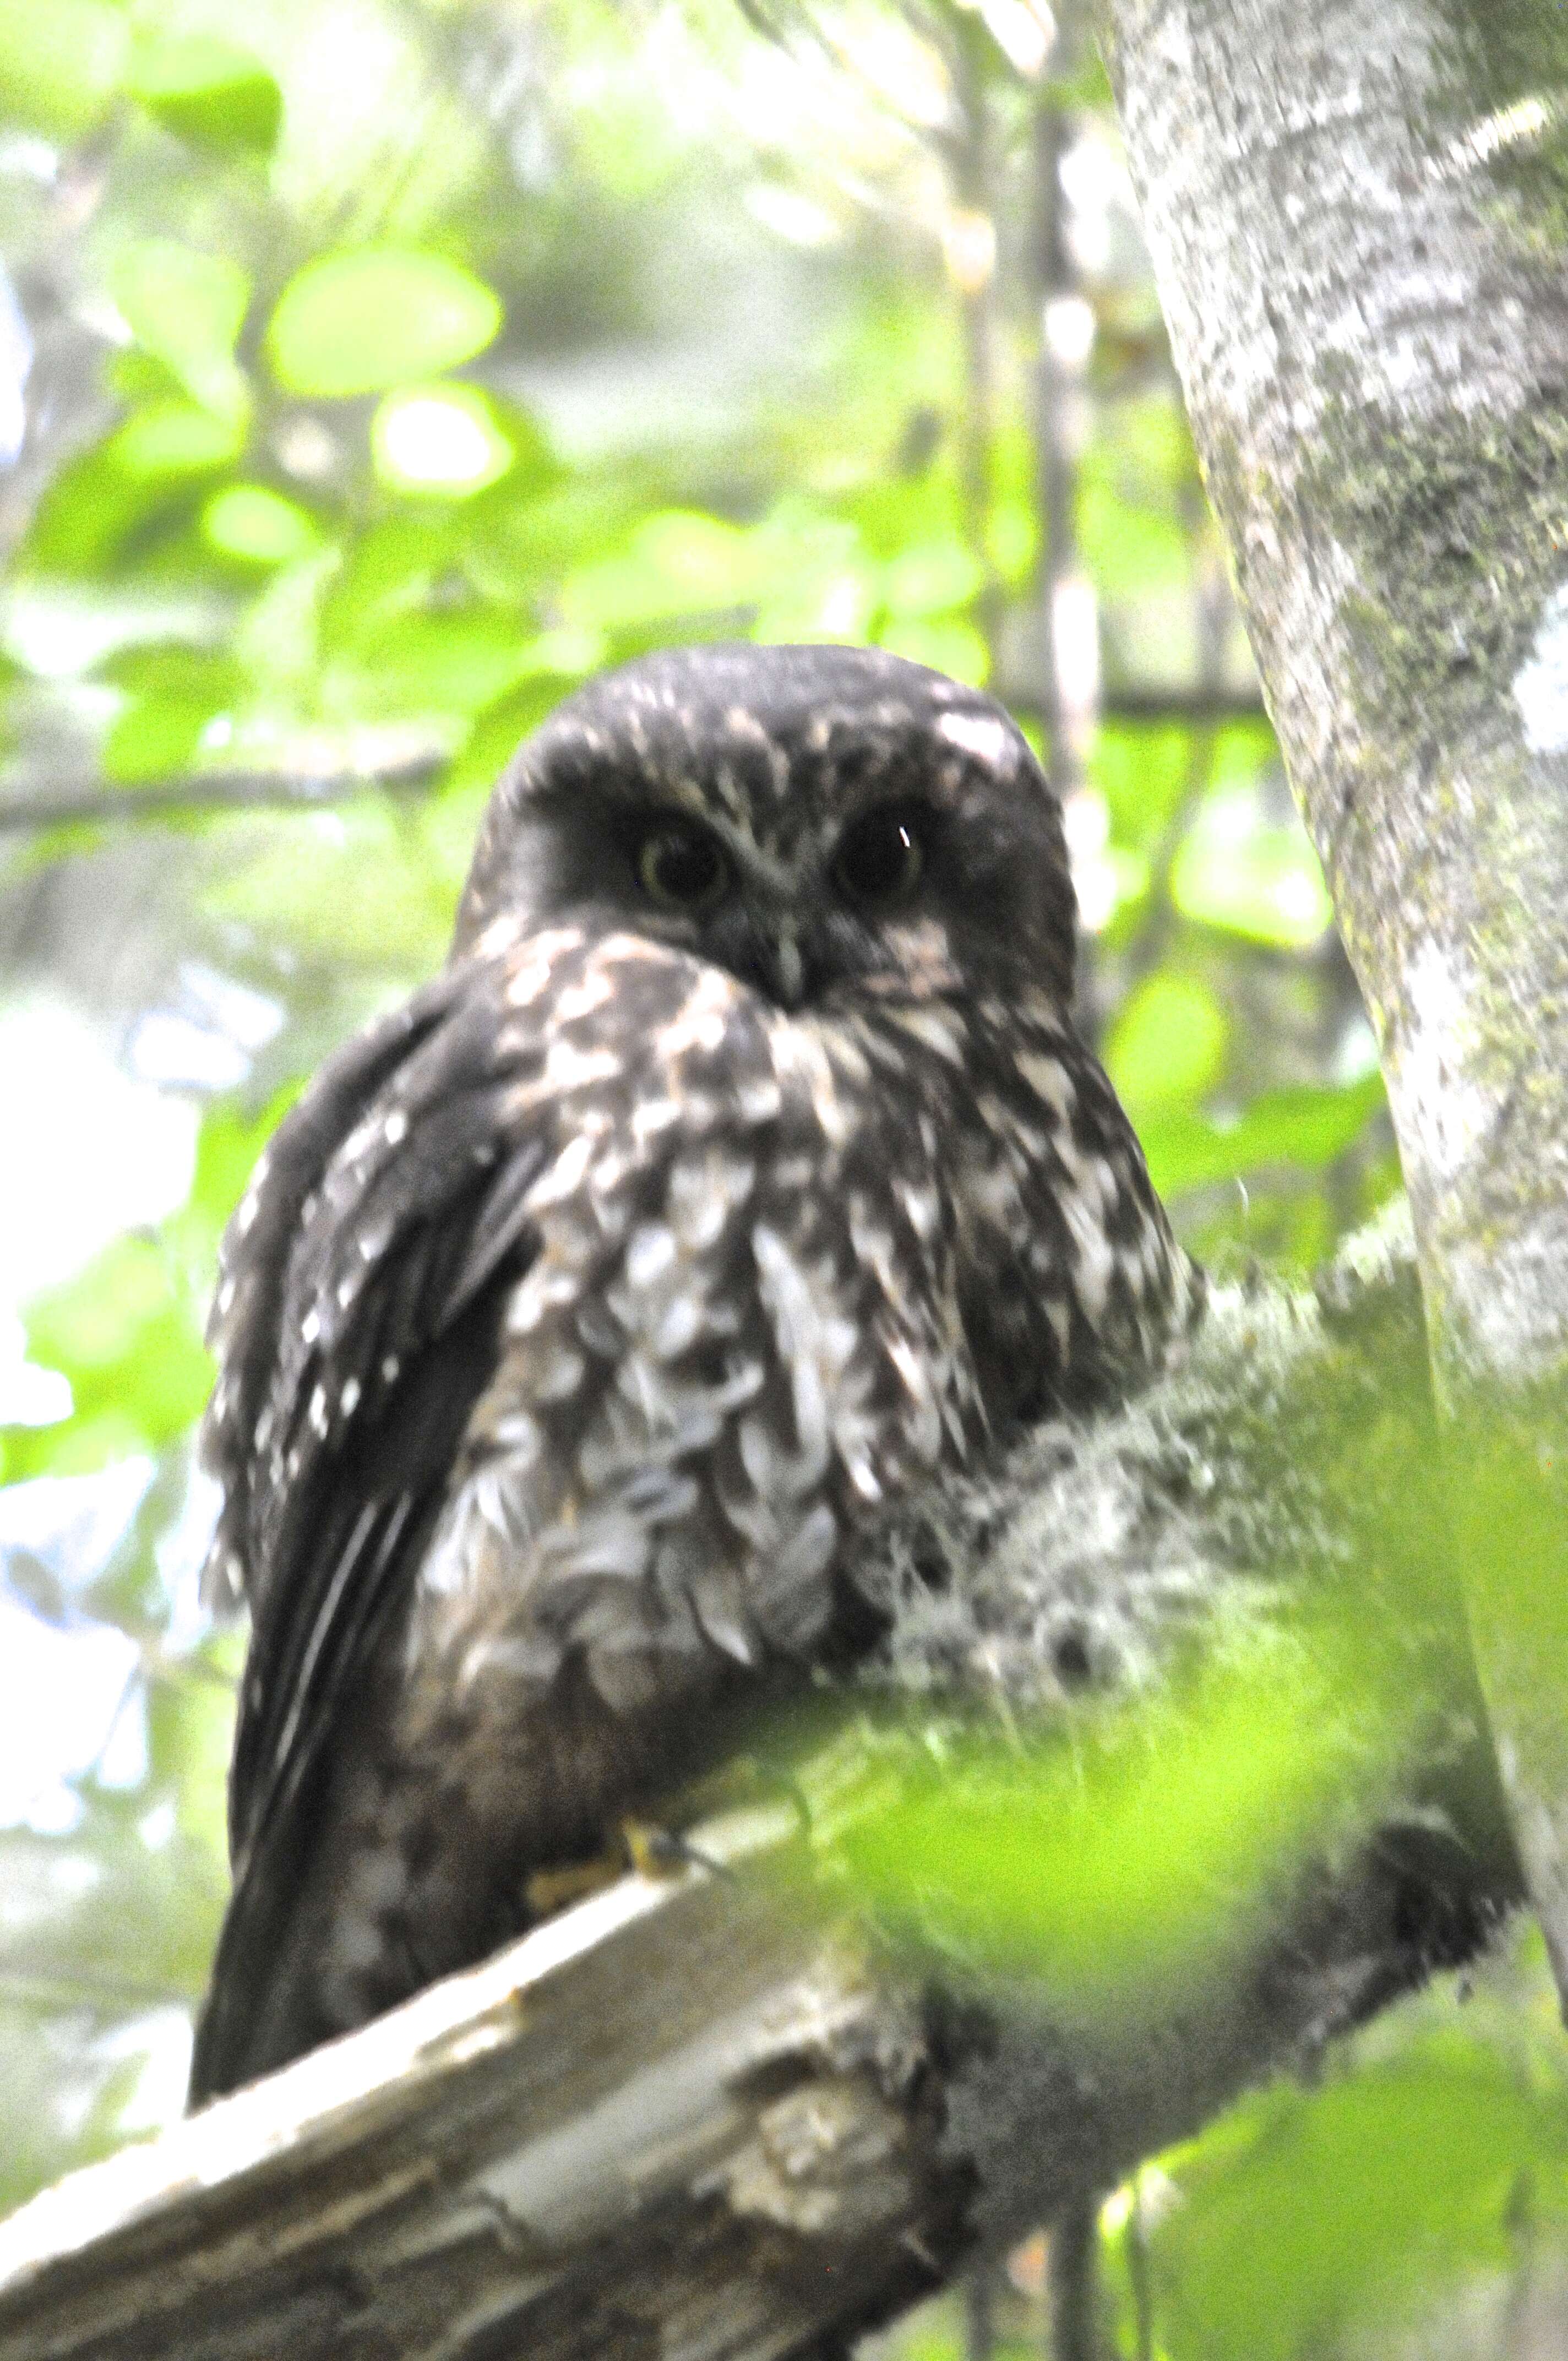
left=0, top=692, right=1270, bottom=837
left=0, top=753, right=449, bottom=836
left=0, top=1225, right=1521, bottom=2359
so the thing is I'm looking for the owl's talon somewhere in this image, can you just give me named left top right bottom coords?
left=620, top=1816, right=733, bottom=1884
left=525, top=1849, right=624, bottom=1918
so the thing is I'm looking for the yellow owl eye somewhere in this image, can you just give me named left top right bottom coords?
left=834, top=804, right=925, bottom=911
left=635, top=819, right=731, bottom=914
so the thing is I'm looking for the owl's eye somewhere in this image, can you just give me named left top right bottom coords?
left=635, top=818, right=731, bottom=914
left=834, top=804, right=926, bottom=911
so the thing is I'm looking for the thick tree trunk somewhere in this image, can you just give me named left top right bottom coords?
left=1094, top=0, right=1568, bottom=1994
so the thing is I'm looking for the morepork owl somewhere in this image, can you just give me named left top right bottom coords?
left=190, top=642, right=1199, bottom=2103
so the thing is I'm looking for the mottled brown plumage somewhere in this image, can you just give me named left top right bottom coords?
left=191, top=643, right=1198, bottom=2102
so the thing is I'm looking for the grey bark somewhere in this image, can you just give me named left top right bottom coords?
left=1093, top=0, right=1568, bottom=1994
left=0, top=1231, right=1520, bottom=2358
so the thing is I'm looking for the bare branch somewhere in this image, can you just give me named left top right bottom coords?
left=0, top=1228, right=1521, bottom=2360
left=0, top=752, right=447, bottom=836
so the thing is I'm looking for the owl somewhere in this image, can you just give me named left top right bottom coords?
left=189, top=642, right=1199, bottom=2103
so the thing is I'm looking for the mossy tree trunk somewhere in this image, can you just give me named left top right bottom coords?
left=1094, top=0, right=1568, bottom=1998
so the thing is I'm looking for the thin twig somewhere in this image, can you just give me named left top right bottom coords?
left=0, top=752, right=447, bottom=836
left=1035, top=14, right=1095, bottom=807
left=0, top=703, right=1265, bottom=840
left=1003, top=684, right=1264, bottom=726
left=1126, top=2175, right=1155, bottom=2361
left=1048, top=2195, right=1102, bottom=2361
left=963, top=2262, right=997, bottom=2360
left=0, top=1966, right=193, bottom=2011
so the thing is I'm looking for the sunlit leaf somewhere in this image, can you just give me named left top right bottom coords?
left=201, top=484, right=323, bottom=567
left=340, top=607, right=535, bottom=719
left=21, top=414, right=243, bottom=578
left=461, top=475, right=626, bottom=607
left=0, top=0, right=127, bottom=138
left=1107, top=970, right=1229, bottom=1120
left=129, top=34, right=281, bottom=155
left=881, top=535, right=982, bottom=618
left=110, top=241, right=251, bottom=429
left=8, top=1238, right=211, bottom=1480
left=1148, top=2037, right=1568, bottom=2361
left=444, top=673, right=585, bottom=797
left=560, top=510, right=761, bottom=632
left=878, top=615, right=989, bottom=684
left=105, top=401, right=246, bottom=481
left=232, top=548, right=337, bottom=689
left=203, top=803, right=463, bottom=973
left=829, top=1615, right=1411, bottom=2019
left=1140, top=1073, right=1386, bottom=1198
left=1079, top=467, right=1188, bottom=597
left=371, top=384, right=515, bottom=498
left=1172, top=785, right=1333, bottom=946
left=96, top=643, right=243, bottom=782
left=266, top=248, right=503, bottom=399
left=748, top=503, right=877, bottom=644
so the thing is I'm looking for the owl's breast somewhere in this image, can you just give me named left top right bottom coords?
left=400, top=937, right=983, bottom=1734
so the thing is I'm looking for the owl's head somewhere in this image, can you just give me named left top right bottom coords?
left=454, top=643, right=1077, bottom=1011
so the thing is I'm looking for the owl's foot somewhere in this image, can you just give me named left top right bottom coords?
left=621, top=1816, right=733, bottom=1883
left=521, top=1818, right=728, bottom=1921
left=524, top=1846, right=627, bottom=1918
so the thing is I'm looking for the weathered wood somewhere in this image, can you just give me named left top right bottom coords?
left=0, top=1244, right=1522, bottom=2360
left=0, top=1804, right=960, bottom=2361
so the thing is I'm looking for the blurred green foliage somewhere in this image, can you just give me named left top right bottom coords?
left=0, top=0, right=1554, bottom=2352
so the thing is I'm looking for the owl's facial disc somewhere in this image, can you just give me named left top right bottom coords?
left=611, top=793, right=958, bottom=1010
left=456, top=645, right=1080, bottom=1009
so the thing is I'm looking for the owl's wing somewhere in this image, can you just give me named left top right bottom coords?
left=192, top=954, right=560, bottom=2094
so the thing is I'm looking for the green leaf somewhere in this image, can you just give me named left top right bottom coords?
left=105, top=400, right=245, bottom=480
left=444, top=672, right=585, bottom=798
left=0, top=0, right=128, bottom=139
left=128, top=33, right=281, bottom=154
left=1172, top=786, right=1333, bottom=946
left=21, top=412, right=238, bottom=575
left=97, top=643, right=242, bottom=782
left=341, top=607, right=537, bottom=719
left=1139, top=1073, right=1386, bottom=1198
left=881, top=534, right=982, bottom=618
left=460, top=475, right=630, bottom=607
left=110, top=241, right=251, bottom=428
left=560, top=510, right=761, bottom=633
left=201, top=483, right=323, bottom=566
left=1106, top=970, right=1229, bottom=1123
left=203, top=803, right=461, bottom=973
left=266, top=248, right=503, bottom=399
left=830, top=1610, right=1412, bottom=2019
left=232, top=547, right=337, bottom=689
left=1150, top=2038, right=1568, bottom=2361
left=747, top=502, right=876, bottom=644
left=7, top=1237, right=211, bottom=1479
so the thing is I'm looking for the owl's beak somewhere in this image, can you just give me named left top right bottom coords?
left=764, top=930, right=806, bottom=1008
left=705, top=894, right=813, bottom=1008
left=723, top=917, right=808, bottom=1009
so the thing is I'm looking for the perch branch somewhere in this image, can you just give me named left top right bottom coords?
left=0, top=1225, right=1521, bottom=2360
